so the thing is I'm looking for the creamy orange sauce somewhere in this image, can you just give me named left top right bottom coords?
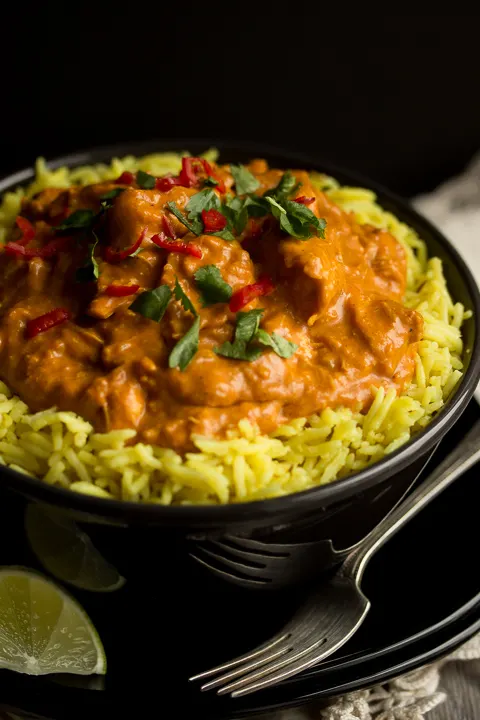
left=0, top=161, right=423, bottom=452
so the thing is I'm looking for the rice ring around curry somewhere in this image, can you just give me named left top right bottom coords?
left=0, top=151, right=469, bottom=505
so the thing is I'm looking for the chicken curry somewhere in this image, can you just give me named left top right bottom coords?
left=0, top=158, right=423, bottom=452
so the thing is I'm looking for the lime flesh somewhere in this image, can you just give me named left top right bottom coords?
left=0, top=567, right=106, bottom=675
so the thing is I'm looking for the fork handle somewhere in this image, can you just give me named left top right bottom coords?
left=342, top=418, right=480, bottom=584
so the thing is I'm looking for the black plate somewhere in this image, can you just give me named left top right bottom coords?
left=1, top=398, right=479, bottom=720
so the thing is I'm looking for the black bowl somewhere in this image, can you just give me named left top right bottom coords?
left=1, top=140, right=479, bottom=592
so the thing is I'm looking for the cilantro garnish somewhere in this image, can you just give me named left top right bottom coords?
left=194, top=265, right=233, bottom=306
left=130, top=285, right=172, bottom=322
left=169, top=316, right=201, bottom=371
left=230, top=165, right=260, bottom=195
left=174, top=277, right=197, bottom=316
left=255, top=329, right=298, bottom=358
left=166, top=201, right=202, bottom=235
left=215, top=309, right=297, bottom=361
left=136, top=170, right=156, bottom=190
left=55, top=209, right=96, bottom=232
left=75, top=233, right=100, bottom=283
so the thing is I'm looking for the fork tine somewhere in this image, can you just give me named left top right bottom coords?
left=217, top=637, right=326, bottom=696
left=207, top=540, right=270, bottom=565
left=199, top=644, right=291, bottom=691
left=223, top=534, right=291, bottom=555
left=230, top=643, right=331, bottom=697
left=189, top=550, right=268, bottom=586
left=189, top=632, right=290, bottom=682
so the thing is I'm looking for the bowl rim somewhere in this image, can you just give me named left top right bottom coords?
left=1, top=138, right=480, bottom=524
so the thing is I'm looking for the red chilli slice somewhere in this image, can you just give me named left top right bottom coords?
left=151, top=233, right=202, bottom=258
left=5, top=236, right=71, bottom=259
left=229, top=275, right=275, bottom=313
left=294, top=196, right=315, bottom=205
left=26, top=308, right=71, bottom=339
left=105, top=284, right=140, bottom=297
left=115, top=171, right=135, bottom=185
left=201, top=159, right=226, bottom=194
left=15, top=216, right=36, bottom=246
left=162, top=215, right=177, bottom=239
left=179, top=157, right=201, bottom=188
left=201, top=209, right=227, bottom=233
left=155, top=175, right=182, bottom=192
left=104, top=228, right=147, bottom=263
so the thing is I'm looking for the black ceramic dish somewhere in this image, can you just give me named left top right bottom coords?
left=1, top=398, right=479, bottom=719
left=0, top=140, right=479, bottom=591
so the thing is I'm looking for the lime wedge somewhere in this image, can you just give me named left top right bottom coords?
left=25, top=504, right=125, bottom=593
left=0, top=567, right=106, bottom=675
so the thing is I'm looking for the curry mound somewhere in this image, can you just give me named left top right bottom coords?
left=0, top=152, right=468, bottom=504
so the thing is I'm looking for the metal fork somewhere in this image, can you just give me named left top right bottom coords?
left=189, top=419, right=480, bottom=697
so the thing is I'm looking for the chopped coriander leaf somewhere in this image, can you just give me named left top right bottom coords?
left=100, top=188, right=125, bottom=202
left=136, top=170, right=156, bottom=189
left=282, top=200, right=326, bottom=240
left=265, top=196, right=326, bottom=240
left=55, top=209, right=96, bottom=232
left=265, top=196, right=287, bottom=215
left=212, top=228, right=236, bottom=241
left=254, top=329, right=298, bottom=358
left=204, top=176, right=219, bottom=187
left=244, top=195, right=270, bottom=218
left=130, top=285, right=172, bottom=322
left=214, top=309, right=264, bottom=361
left=230, top=165, right=260, bottom=195
left=265, top=171, right=297, bottom=202
left=214, top=340, right=262, bottom=361
left=194, top=265, right=233, bottom=306
left=166, top=201, right=202, bottom=235
left=186, top=189, right=221, bottom=219
left=75, top=234, right=100, bottom=283
left=174, top=277, right=197, bottom=316
left=169, top=316, right=200, bottom=370
left=222, top=197, right=249, bottom=234
left=234, top=309, right=264, bottom=343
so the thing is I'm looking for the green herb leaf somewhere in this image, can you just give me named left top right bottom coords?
left=254, top=329, right=298, bottom=358
left=265, top=171, right=297, bottom=202
left=235, top=309, right=264, bottom=343
left=136, top=170, right=156, bottom=190
left=214, top=309, right=264, bottom=361
left=185, top=189, right=221, bottom=219
left=203, top=176, right=219, bottom=187
left=214, top=340, right=262, bottom=361
left=281, top=200, right=327, bottom=240
left=211, top=228, right=236, bottom=242
left=265, top=196, right=287, bottom=216
left=130, top=285, right=172, bottom=322
left=174, top=277, right=198, bottom=316
left=194, top=265, right=233, bottom=306
left=55, top=209, right=96, bottom=232
left=264, top=196, right=326, bottom=240
left=166, top=201, right=202, bottom=235
left=230, top=165, right=260, bottom=195
left=100, top=188, right=125, bottom=202
left=75, top=233, right=100, bottom=283
left=244, top=195, right=270, bottom=218
left=222, top=196, right=249, bottom=234
left=169, top=316, right=200, bottom=371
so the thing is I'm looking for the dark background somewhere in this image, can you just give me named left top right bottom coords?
left=2, top=9, right=480, bottom=196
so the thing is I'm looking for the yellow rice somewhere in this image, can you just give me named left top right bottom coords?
left=0, top=152, right=471, bottom=504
